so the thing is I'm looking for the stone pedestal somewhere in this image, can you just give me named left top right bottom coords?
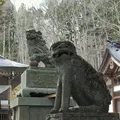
left=10, top=97, right=54, bottom=120
left=20, top=67, right=58, bottom=97
left=47, top=112, right=120, bottom=120
left=10, top=67, right=59, bottom=120
left=21, top=67, right=58, bottom=89
left=10, top=97, right=76, bottom=120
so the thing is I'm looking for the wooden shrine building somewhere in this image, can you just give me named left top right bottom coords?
left=99, top=41, right=120, bottom=112
left=0, top=56, right=28, bottom=120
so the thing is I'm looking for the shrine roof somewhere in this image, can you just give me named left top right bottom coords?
left=99, top=41, right=120, bottom=74
left=0, top=55, right=29, bottom=77
left=108, top=41, right=120, bottom=66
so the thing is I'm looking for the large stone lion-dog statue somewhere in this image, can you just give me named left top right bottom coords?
left=50, top=41, right=111, bottom=113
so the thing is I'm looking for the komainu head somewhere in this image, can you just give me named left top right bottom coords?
left=50, top=41, right=76, bottom=61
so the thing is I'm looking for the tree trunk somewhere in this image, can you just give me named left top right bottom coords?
left=8, top=22, right=11, bottom=59
left=3, top=23, right=5, bottom=57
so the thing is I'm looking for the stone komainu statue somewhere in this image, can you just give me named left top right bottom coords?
left=26, top=29, right=52, bottom=67
left=50, top=41, right=112, bottom=113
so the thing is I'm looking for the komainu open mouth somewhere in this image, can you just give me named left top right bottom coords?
left=53, top=50, right=73, bottom=58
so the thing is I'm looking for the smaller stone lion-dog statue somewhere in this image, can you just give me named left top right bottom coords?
left=50, top=41, right=112, bottom=113
left=26, top=29, right=52, bottom=67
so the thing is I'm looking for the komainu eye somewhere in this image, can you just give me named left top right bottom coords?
left=71, top=59, right=76, bottom=63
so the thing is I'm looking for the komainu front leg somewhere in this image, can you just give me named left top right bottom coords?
left=60, top=73, right=71, bottom=112
left=50, top=78, right=62, bottom=113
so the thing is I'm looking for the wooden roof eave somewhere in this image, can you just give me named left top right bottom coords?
left=99, top=48, right=111, bottom=74
left=99, top=48, right=119, bottom=79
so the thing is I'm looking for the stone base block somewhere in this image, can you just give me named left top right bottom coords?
left=21, top=88, right=56, bottom=97
left=10, top=97, right=55, bottom=120
left=47, top=112, right=120, bottom=120
left=10, top=97, right=76, bottom=120
left=21, top=68, right=58, bottom=89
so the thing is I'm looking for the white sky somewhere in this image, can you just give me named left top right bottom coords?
left=11, top=0, right=44, bottom=10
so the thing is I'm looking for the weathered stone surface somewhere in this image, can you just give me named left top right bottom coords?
left=47, top=113, right=120, bottom=120
left=10, top=97, right=54, bottom=120
left=21, top=67, right=58, bottom=89
left=26, top=29, right=52, bottom=67
left=21, top=88, right=56, bottom=97
left=10, top=97, right=76, bottom=120
left=10, top=97, right=55, bottom=108
left=50, top=41, right=111, bottom=113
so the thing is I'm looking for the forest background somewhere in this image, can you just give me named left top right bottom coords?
left=0, top=0, right=120, bottom=70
